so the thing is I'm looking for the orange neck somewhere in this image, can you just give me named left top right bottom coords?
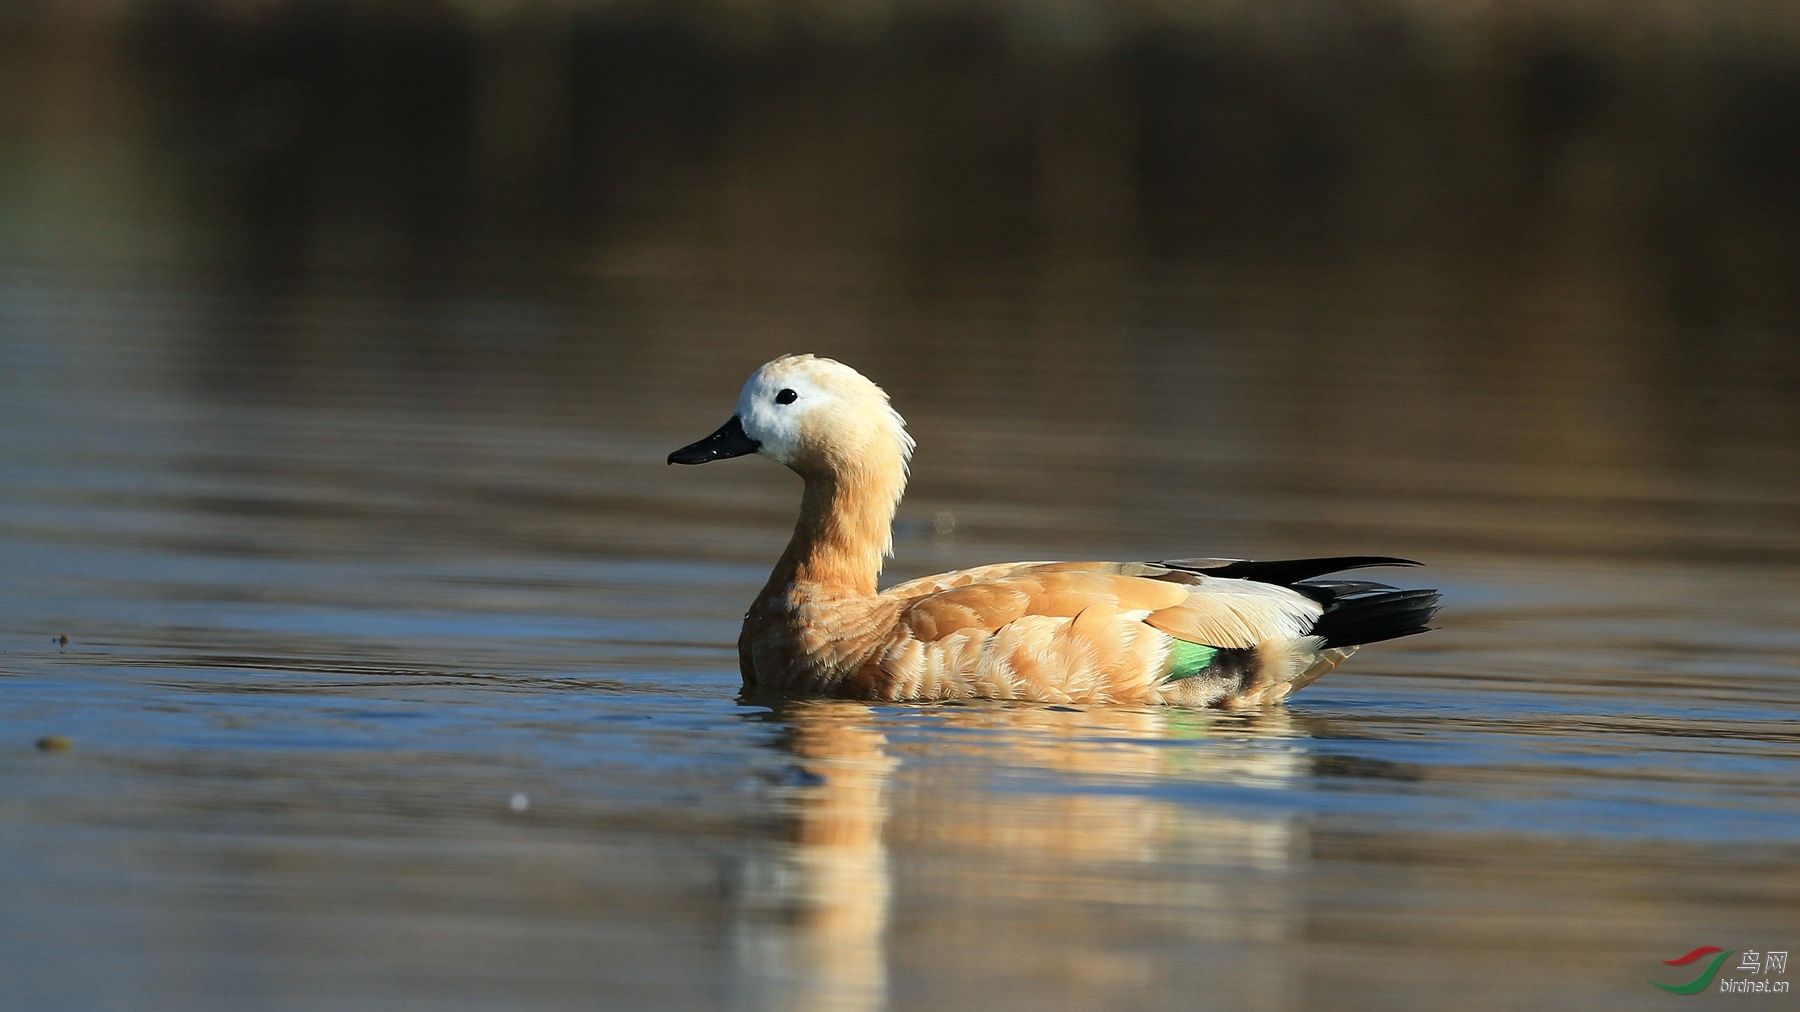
left=763, top=456, right=905, bottom=600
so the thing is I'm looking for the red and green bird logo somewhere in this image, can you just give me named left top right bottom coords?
left=1649, top=947, right=1734, bottom=995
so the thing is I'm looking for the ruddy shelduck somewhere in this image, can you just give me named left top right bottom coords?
left=670, top=355, right=1439, bottom=707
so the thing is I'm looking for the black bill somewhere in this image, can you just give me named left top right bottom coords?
left=668, top=415, right=760, bottom=465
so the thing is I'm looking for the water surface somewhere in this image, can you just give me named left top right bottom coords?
left=3, top=260, right=1797, bottom=1011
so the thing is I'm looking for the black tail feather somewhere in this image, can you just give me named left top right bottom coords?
left=1308, top=585, right=1441, bottom=648
left=1160, top=556, right=1420, bottom=587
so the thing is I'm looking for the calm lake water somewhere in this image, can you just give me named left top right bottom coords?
left=5, top=3, right=1800, bottom=1008
left=3, top=258, right=1797, bottom=1011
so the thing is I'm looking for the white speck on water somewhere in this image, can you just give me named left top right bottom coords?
left=509, top=792, right=530, bottom=812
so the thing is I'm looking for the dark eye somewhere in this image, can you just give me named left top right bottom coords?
left=775, top=389, right=797, bottom=405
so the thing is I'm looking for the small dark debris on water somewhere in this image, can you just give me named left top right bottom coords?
left=36, top=736, right=71, bottom=752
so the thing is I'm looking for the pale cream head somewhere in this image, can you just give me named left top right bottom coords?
left=736, top=355, right=914, bottom=474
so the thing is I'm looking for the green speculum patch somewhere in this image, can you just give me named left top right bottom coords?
left=1164, top=638, right=1220, bottom=682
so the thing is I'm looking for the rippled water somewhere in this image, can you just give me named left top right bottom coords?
left=2, top=258, right=1797, bottom=1010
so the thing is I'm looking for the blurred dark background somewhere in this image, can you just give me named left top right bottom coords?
left=4, top=0, right=1800, bottom=563
left=4, top=0, right=1795, bottom=295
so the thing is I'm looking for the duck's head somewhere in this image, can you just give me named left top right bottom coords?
left=668, top=354, right=913, bottom=477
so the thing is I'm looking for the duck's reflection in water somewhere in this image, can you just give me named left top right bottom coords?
left=731, top=700, right=1315, bottom=1011
left=732, top=701, right=897, bottom=1012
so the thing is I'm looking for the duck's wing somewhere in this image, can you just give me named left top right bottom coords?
left=856, top=567, right=1323, bottom=703
left=892, top=567, right=1321, bottom=649
left=859, top=557, right=1431, bottom=704
left=885, top=556, right=1430, bottom=645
